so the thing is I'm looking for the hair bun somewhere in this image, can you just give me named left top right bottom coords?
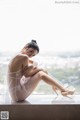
left=31, top=40, right=37, bottom=44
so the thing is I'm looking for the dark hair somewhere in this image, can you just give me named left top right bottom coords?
left=25, top=40, right=39, bottom=53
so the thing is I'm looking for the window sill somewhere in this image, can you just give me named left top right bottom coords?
left=0, top=94, right=80, bottom=105
left=0, top=95, right=80, bottom=120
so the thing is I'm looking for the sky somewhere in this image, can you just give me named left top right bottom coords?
left=0, top=0, right=80, bottom=53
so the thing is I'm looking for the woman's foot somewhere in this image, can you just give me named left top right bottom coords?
left=61, top=89, right=75, bottom=96
left=52, top=86, right=75, bottom=98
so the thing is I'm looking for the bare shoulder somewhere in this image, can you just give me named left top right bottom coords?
left=12, top=53, right=29, bottom=64
left=10, top=53, right=29, bottom=62
left=8, top=53, right=29, bottom=70
left=17, top=53, right=29, bottom=60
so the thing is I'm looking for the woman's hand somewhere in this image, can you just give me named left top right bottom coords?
left=33, top=61, right=38, bottom=67
left=28, top=59, right=38, bottom=67
left=36, top=68, right=48, bottom=74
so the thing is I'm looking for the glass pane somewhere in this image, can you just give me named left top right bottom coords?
left=0, top=51, right=79, bottom=100
left=33, top=53, right=80, bottom=95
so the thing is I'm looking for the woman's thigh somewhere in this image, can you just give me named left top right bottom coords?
left=22, top=72, right=42, bottom=97
left=12, top=71, right=43, bottom=101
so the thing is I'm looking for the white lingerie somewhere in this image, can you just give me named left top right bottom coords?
left=7, top=69, right=29, bottom=101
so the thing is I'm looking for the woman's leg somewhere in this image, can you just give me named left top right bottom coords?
left=23, top=71, right=74, bottom=98
left=39, top=71, right=75, bottom=95
left=21, top=72, right=42, bottom=99
left=37, top=71, right=66, bottom=91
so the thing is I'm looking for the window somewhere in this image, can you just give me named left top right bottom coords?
left=0, top=0, right=80, bottom=103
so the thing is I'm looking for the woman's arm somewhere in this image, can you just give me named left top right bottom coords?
left=27, top=67, right=48, bottom=77
left=23, top=65, right=48, bottom=77
left=29, top=67, right=43, bottom=76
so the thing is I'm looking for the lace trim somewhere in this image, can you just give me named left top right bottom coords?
left=8, top=69, right=22, bottom=74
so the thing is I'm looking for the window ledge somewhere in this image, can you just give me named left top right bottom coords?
left=0, top=94, right=80, bottom=105
left=0, top=95, right=80, bottom=120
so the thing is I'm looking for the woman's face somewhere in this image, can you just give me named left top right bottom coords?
left=22, top=47, right=38, bottom=58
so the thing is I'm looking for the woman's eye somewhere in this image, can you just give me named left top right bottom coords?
left=30, top=51, right=33, bottom=53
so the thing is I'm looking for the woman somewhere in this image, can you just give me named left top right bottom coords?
left=7, top=40, right=75, bottom=102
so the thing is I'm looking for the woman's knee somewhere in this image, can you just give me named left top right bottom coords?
left=37, top=71, right=46, bottom=78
